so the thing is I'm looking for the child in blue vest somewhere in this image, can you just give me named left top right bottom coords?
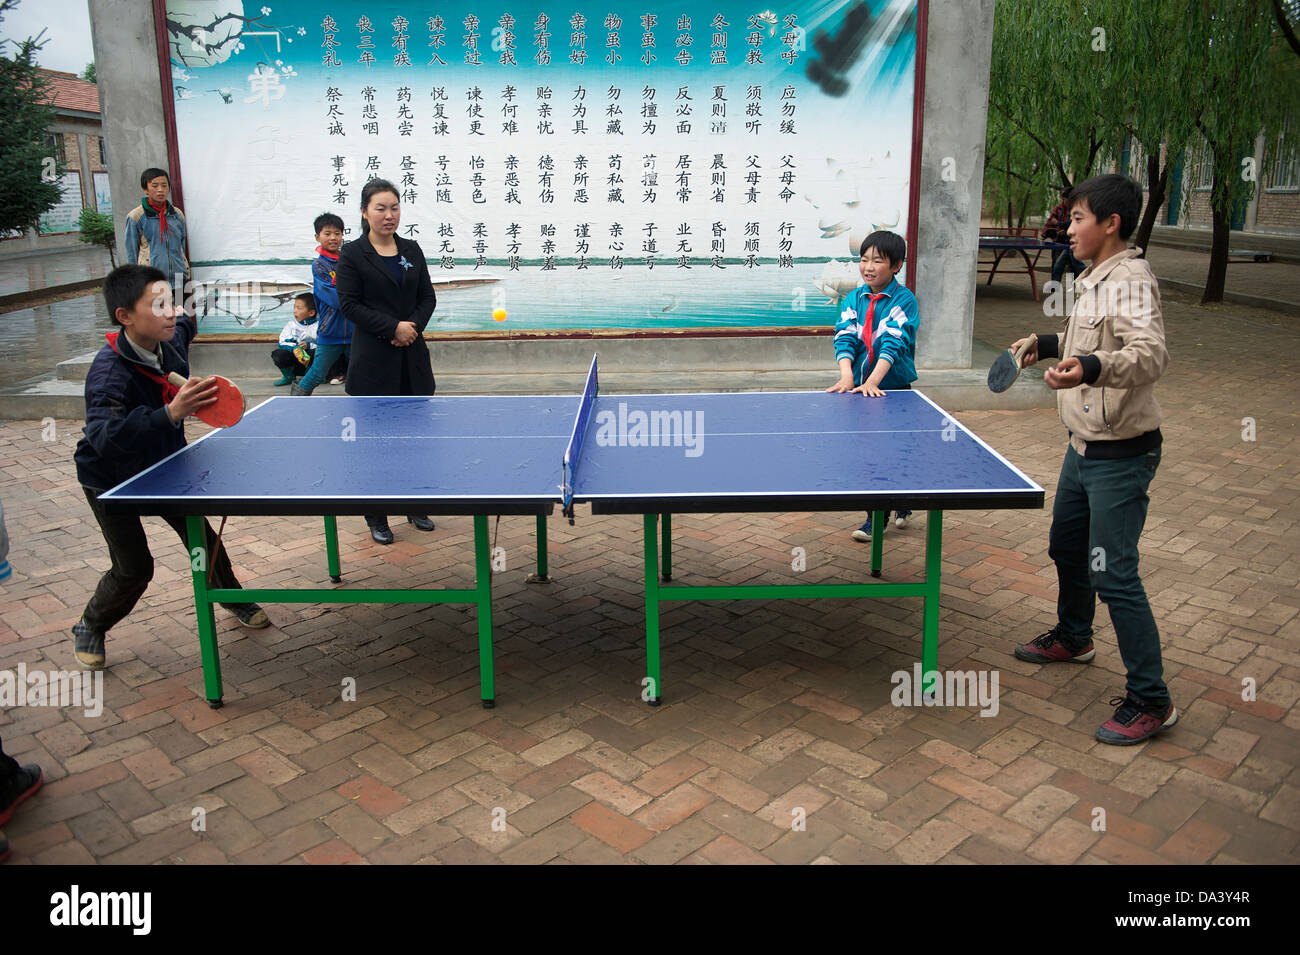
left=293, top=213, right=350, bottom=395
left=825, top=230, right=920, bottom=541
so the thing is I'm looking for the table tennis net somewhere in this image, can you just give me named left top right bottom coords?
left=562, top=354, right=599, bottom=520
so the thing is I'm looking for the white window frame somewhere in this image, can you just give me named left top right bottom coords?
left=1264, top=117, right=1298, bottom=193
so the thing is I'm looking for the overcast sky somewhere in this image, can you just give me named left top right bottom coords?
left=0, top=0, right=95, bottom=75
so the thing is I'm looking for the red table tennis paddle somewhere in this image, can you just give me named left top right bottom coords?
left=167, top=373, right=245, bottom=428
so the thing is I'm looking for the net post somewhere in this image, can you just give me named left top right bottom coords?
left=561, top=353, right=600, bottom=525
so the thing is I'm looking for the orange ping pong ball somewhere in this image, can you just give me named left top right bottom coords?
left=492, top=307, right=507, bottom=322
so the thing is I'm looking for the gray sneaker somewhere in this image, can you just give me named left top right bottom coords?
left=227, top=603, right=270, bottom=628
left=71, top=618, right=105, bottom=669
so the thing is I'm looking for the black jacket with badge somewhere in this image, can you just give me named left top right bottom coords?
left=336, top=233, right=437, bottom=397
left=74, top=314, right=196, bottom=492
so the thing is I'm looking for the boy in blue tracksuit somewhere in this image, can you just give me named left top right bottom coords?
left=293, top=213, right=350, bottom=395
left=825, top=230, right=920, bottom=541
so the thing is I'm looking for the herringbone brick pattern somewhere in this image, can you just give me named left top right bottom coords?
left=0, top=279, right=1296, bottom=864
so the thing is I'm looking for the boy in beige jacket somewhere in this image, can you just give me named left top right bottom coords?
left=1008, top=174, right=1175, bottom=745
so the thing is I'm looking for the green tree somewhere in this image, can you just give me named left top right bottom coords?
left=77, top=207, right=116, bottom=266
left=986, top=0, right=1124, bottom=228
left=1110, top=3, right=1207, bottom=254
left=81, top=61, right=95, bottom=84
left=1180, top=0, right=1298, bottom=302
left=987, top=0, right=1299, bottom=303
left=1272, top=0, right=1300, bottom=58
left=0, top=0, right=63, bottom=233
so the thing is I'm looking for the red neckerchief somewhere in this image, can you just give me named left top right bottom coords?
left=860, top=291, right=887, bottom=370
left=106, top=331, right=180, bottom=404
left=316, top=245, right=338, bottom=260
left=148, top=199, right=169, bottom=237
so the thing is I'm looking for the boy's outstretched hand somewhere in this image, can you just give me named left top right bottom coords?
left=1044, top=357, right=1084, bottom=390
left=852, top=382, right=887, bottom=398
left=167, top=375, right=219, bottom=423
left=825, top=373, right=856, bottom=393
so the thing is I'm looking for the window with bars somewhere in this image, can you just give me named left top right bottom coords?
left=1264, top=118, right=1298, bottom=192
left=1128, top=138, right=1147, bottom=182
left=1188, top=140, right=1214, bottom=191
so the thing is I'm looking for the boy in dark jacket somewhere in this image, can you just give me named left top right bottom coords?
left=71, top=265, right=269, bottom=669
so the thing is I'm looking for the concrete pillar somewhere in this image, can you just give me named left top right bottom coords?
left=1244, top=132, right=1266, bottom=233
left=914, top=0, right=996, bottom=369
left=87, top=0, right=167, bottom=262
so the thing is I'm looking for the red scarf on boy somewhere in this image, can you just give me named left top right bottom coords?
left=105, top=331, right=180, bottom=404
left=146, top=197, right=170, bottom=239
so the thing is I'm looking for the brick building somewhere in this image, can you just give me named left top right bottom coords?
left=1124, top=123, right=1299, bottom=236
left=0, top=68, right=111, bottom=253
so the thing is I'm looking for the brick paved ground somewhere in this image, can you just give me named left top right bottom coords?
left=0, top=274, right=1296, bottom=865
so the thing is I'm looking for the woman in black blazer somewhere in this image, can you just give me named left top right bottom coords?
left=335, top=178, right=437, bottom=544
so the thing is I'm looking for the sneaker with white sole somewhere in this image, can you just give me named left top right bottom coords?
left=227, top=603, right=270, bottom=628
left=851, top=513, right=889, bottom=542
left=894, top=510, right=912, bottom=529
left=1014, top=627, right=1096, bottom=664
left=71, top=618, right=105, bottom=669
left=1095, top=694, right=1178, bottom=745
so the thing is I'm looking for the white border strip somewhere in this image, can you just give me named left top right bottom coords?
left=912, top=390, right=1044, bottom=493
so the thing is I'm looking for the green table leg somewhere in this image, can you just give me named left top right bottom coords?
left=527, top=513, right=551, bottom=583
left=871, top=510, right=885, bottom=578
left=323, top=515, right=341, bottom=583
left=187, top=516, right=224, bottom=709
left=473, top=514, right=496, bottom=708
left=644, top=513, right=662, bottom=706
left=661, top=512, right=672, bottom=581
left=922, top=510, right=943, bottom=700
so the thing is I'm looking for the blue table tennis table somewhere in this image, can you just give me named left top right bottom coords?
left=101, top=356, right=1043, bottom=709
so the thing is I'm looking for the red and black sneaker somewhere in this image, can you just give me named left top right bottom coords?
left=1096, top=694, right=1178, bottom=745
left=1014, top=627, right=1096, bottom=664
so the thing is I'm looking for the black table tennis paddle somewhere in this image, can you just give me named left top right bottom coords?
left=987, top=334, right=1037, bottom=393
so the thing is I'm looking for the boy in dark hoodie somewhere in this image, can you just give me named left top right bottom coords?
left=292, top=213, right=350, bottom=395
left=71, top=265, right=270, bottom=669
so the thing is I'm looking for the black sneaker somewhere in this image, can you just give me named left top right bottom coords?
left=71, top=618, right=105, bottom=669
left=1014, top=627, right=1096, bottom=663
left=0, top=763, right=43, bottom=827
left=227, top=603, right=270, bottom=629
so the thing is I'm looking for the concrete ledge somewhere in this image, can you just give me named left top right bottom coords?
left=1150, top=226, right=1300, bottom=263
left=0, top=379, right=87, bottom=420
left=0, top=278, right=102, bottom=314
left=0, top=363, right=1053, bottom=422
left=1155, top=277, right=1300, bottom=317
